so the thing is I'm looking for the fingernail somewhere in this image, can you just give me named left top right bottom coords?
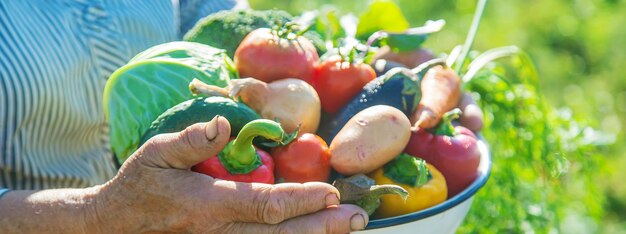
left=350, top=214, right=366, bottom=231
left=217, top=115, right=229, bottom=135
left=325, top=193, right=339, bottom=207
left=205, top=116, right=220, bottom=141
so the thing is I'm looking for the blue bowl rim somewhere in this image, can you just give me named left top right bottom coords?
left=365, top=136, right=492, bottom=230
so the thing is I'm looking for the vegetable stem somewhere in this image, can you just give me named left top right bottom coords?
left=411, top=58, right=447, bottom=79
left=383, top=153, right=430, bottom=187
left=219, top=119, right=289, bottom=174
left=432, top=108, right=462, bottom=136
left=453, top=0, right=488, bottom=74
left=369, top=184, right=409, bottom=202
left=461, top=46, right=536, bottom=83
left=189, top=78, right=229, bottom=97
left=359, top=31, right=387, bottom=59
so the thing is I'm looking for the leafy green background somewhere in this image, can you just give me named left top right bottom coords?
left=248, top=0, right=626, bottom=233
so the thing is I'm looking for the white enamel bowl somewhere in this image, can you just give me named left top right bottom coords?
left=354, top=138, right=492, bottom=234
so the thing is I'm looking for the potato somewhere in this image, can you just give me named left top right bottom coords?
left=329, top=105, right=411, bottom=175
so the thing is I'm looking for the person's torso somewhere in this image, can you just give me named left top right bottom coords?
left=0, top=0, right=179, bottom=189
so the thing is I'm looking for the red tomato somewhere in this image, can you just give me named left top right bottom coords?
left=271, top=133, right=331, bottom=183
left=312, top=56, right=376, bottom=114
left=234, top=28, right=319, bottom=84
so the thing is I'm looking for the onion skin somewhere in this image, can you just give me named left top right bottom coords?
left=231, top=78, right=321, bottom=134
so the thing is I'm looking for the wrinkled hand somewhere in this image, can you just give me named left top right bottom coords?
left=92, top=116, right=368, bottom=233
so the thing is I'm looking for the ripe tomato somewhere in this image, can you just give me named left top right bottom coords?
left=234, top=28, right=319, bottom=84
left=271, top=133, right=331, bottom=183
left=312, top=56, right=376, bottom=114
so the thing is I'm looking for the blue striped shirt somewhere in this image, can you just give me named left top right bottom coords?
left=0, top=0, right=245, bottom=190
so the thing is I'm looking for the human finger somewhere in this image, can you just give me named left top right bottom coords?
left=210, top=181, right=341, bottom=224
left=226, top=204, right=369, bottom=234
left=136, top=116, right=231, bottom=169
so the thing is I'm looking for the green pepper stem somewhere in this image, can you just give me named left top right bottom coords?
left=432, top=108, right=462, bottom=136
left=369, top=185, right=409, bottom=202
left=383, top=153, right=431, bottom=187
left=415, top=158, right=429, bottom=187
left=219, top=119, right=290, bottom=174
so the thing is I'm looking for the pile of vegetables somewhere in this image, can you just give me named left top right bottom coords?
left=103, top=0, right=609, bottom=229
left=104, top=3, right=485, bottom=220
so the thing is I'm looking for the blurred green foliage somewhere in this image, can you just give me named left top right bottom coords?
left=249, top=0, right=626, bottom=232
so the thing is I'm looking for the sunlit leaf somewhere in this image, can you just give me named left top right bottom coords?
left=355, top=0, right=409, bottom=40
left=381, top=20, right=445, bottom=52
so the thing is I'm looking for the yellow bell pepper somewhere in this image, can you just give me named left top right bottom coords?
left=370, top=153, right=447, bottom=218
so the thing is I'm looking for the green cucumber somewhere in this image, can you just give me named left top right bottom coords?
left=139, top=96, right=260, bottom=147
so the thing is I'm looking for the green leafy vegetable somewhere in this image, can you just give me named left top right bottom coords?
left=130, top=41, right=238, bottom=79
left=104, top=42, right=234, bottom=162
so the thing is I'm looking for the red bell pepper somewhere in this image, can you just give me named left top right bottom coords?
left=404, top=109, right=481, bottom=197
left=192, top=119, right=296, bottom=184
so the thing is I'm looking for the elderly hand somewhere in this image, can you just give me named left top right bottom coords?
left=91, top=116, right=368, bottom=233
